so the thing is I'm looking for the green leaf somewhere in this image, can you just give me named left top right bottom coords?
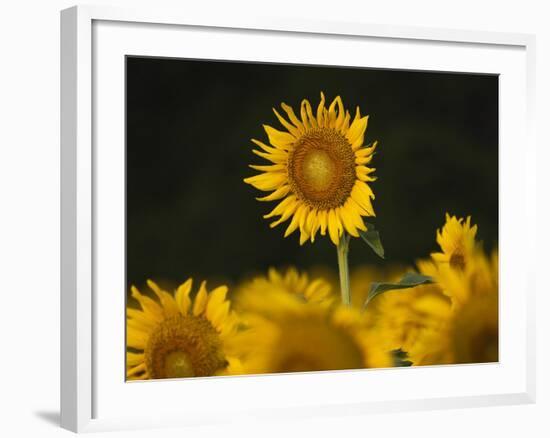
left=365, top=272, right=434, bottom=306
left=391, top=349, right=413, bottom=367
left=359, top=222, right=385, bottom=259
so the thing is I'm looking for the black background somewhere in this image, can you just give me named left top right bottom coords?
left=126, top=56, right=498, bottom=289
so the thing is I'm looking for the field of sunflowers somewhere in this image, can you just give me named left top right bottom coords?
left=126, top=93, right=498, bottom=381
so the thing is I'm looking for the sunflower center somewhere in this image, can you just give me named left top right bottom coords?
left=288, top=128, right=356, bottom=209
left=145, top=315, right=227, bottom=379
left=450, top=250, right=466, bottom=270
left=301, top=150, right=335, bottom=192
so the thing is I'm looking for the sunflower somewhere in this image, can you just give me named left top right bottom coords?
left=418, top=214, right=483, bottom=305
left=244, top=92, right=377, bottom=245
left=236, top=267, right=334, bottom=306
left=430, top=213, right=478, bottom=270
left=126, top=279, right=241, bottom=380
left=411, top=251, right=499, bottom=365
left=233, top=282, right=390, bottom=374
left=367, top=283, right=453, bottom=365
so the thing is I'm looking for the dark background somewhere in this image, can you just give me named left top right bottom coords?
left=126, top=56, right=498, bottom=289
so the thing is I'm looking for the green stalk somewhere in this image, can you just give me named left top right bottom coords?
left=336, top=233, right=351, bottom=306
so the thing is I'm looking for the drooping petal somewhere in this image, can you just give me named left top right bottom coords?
left=284, top=204, right=306, bottom=237
left=327, top=209, right=341, bottom=245
left=338, top=207, right=359, bottom=237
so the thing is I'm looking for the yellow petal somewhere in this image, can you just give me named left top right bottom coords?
left=316, top=92, right=326, bottom=127
left=127, top=308, right=157, bottom=330
left=131, top=286, right=163, bottom=321
left=175, top=278, right=193, bottom=314
left=251, top=138, right=283, bottom=154
left=284, top=204, right=305, bottom=237
left=256, top=185, right=291, bottom=202
left=340, top=110, right=351, bottom=133
left=249, top=163, right=286, bottom=172
left=334, top=96, right=345, bottom=130
left=127, top=330, right=148, bottom=350
left=273, top=108, right=301, bottom=137
left=350, top=183, right=375, bottom=216
left=309, top=211, right=320, bottom=242
left=127, top=363, right=146, bottom=377
left=244, top=173, right=287, bottom=191
left=269, top=198, right=299, bottom=227
left=318, top=209, right=328, bottom=235
left=206, top=285, right=229, bottom=322
left=193, top=281, right=208, bottom=316
left=264, top=195, right=296, bottom=219
left=281, top=102, right=305, bottom=132
left=210, top=301, right=231, bottom=330
left=147, top=279, right=178, bottom=317
left=251, top=148, right=287, bottom=164
left=327, top=96, right=341, bottom=127
left=263, top=124, right=296, bottom=150
left=328, top=209, right=341, bottom=245
left=347, top=114, right=369, bottom=148
left=299, top=229, right=309, bottom=245
left=355, top=141, right=377, bottom=157
left=338, top=207, right=359, bottom=237
left=126, top=352, right=144, bottom=367
left=302, top=99, right=317, bottom=128
left=344, top=200, right=367, bottom=231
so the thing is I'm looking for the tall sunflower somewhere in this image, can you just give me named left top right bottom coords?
left=244, top=92, right=377, bottom=246
left=126, top=279, right=241, bottom=380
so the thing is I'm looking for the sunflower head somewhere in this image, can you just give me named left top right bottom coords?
left=232, top=275, right=390, bottom=374
left=366, top=283, right=452, bottom=363
left=236, top=267, right=335, bottom=307
left=126, top=279, right=241, bottom=380
left=410, top=250, right=499, bottom=365
left=244, top=92, right=378, bottom=246
left=431, top=213, right=478, bottom=270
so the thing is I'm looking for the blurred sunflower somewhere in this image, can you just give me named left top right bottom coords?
left=430, top=213, right=478, bottom=270
left=411, top=251, right=499, bottom=365
left=236, top=267, right=334, bottom=306
left=365, top=216, right=498, bottom=366
left=418, top=214, right=483, bottom=305
left=233, top=285, right=390, bottom=374
left=366, top=283, right=452, bottom=363
left=244, top=92, right=377, bottom=245
left=126, top=279, right=241, bottom=380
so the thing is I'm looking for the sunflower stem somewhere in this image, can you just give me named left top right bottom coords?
left=336, top=234, right=351, bottom=306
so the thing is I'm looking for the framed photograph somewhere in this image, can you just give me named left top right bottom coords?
left=61, top=5, right=536, bottom=433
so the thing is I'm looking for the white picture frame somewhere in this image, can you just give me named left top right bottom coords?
left=60, top=4, right=536, bottom=433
